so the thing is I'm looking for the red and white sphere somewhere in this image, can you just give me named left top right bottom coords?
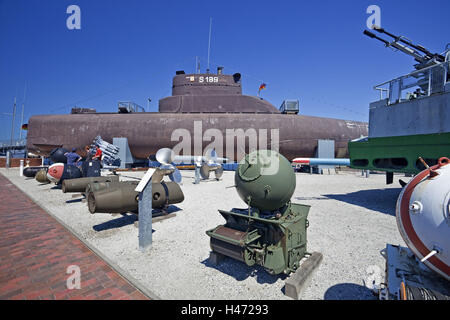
left=396, top=157, right=450, bottom=280
left=47, top=163, right=65, bottom=184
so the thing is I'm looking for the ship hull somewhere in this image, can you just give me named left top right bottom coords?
left=348, top=132, right=450, bottom=173
left=27, top=113, right=367, bottom=161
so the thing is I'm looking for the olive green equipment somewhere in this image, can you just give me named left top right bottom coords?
left=87, top=181, right=184, bottom=214
left=85, top=180, right=138, bottom=195
left=206, top=150, right=311, bottom=275
left=200, top=163, right=224, bottom=180
left=35, top=169, right=50, bottom=184
left=61, top=175, right=120, bottom=193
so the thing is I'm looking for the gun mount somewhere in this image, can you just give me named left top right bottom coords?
left=364, top=25, right=446, bottom=70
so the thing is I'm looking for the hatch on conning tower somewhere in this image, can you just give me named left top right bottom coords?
left=158, top=67, right=280, bottom=114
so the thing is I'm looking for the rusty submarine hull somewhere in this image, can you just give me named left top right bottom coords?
left=26, top=68, right=368, bottom=161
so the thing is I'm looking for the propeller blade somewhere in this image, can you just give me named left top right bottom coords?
left=169, top=167, right=182, bottom=184
left=200, top=163, right=210, bottom=180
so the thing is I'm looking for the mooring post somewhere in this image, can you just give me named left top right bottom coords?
left=135, top=168, right=155, bottom=252
left=194, top=166, right=200, bottom=184
left=19, top=160, right=24, bottom=176
left=6, top=151, right=11, bottom=169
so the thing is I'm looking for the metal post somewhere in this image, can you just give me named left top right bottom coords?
left=19, top=84, right=26, bottom=140
left=136, top=168, right=155, bottom=252
left=428, top=70, right=432, bottom=96
left=6, top=151, right=11, bottom=168
left=207, top=17, right=212, bottom=73
left=19, top=160, right=24, bottom=176
left=194, top=166, right=200, bottom=184
left=138, top=182, right=152, bottom=251
left=10, top=97, right=16, bottom=147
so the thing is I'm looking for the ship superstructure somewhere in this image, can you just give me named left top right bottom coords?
left=349, top=26, right=450, bottom=182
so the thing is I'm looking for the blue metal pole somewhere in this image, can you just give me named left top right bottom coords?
left=308, top=158, right=350, bottom=166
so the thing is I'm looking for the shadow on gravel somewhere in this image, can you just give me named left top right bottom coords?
left=295, top=196, right=330, bottom=201
left=323, top=188, right=402, bottom=216
left=93, top=213, right=138, bottom=231
left=201, top=255, right=286, bottom=285
left=153, top=205, right=182, bottom=215
left=324, top=283, right=377, bottom=300
left=93, top=205, right=182, bottom=232
left=65, top=197, right=84, bottom=204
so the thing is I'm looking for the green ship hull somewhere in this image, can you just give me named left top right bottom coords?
left=348, top=132, right=450, bottom=174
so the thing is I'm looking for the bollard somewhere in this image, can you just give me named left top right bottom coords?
left=19, top=160, right=24, bottom=176
left=194, top=166, right=201, bottom=184
left=6, top=151, right=11, bottom=168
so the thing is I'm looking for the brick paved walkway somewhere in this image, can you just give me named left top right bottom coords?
left=0, top=173, right=149, bottom=300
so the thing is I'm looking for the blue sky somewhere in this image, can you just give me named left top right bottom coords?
left=0, top=0, right=449, bottom=141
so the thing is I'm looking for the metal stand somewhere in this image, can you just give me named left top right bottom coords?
left=135, top=169, right=155, bottom=251
left=316, top=139, right=335, bottom=174
left=194, top=166, right=200, bottom=184
left=380, top=244, right=450, bottom=300
left=113, top=137, right=134, bottom=169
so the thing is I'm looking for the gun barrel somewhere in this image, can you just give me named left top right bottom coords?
left=363, top=30, right=389, bottom=46
left=373, top=26, right=445, bottom=62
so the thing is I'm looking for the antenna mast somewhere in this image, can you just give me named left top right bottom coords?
left=207, top=17, right=212, bottom=74
left=10, top=97, right=17, bottom=147
left=19, top=84, right=27, bottom=140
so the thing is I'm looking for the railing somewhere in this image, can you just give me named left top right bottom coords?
left=0, top=139, right=27, bottom=148
left=118, top=101, right=145, bottom=113
left=374, top=60, right=449, bottom=104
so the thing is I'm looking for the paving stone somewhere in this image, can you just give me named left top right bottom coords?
left=0, top=173, right=149, bottom=300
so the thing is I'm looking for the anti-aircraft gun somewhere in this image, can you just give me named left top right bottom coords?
left=363, top=25, right=447, bottom=70
left=206, top=150, right=322, bottom=299
left=363, top=25, right=450, bottom=101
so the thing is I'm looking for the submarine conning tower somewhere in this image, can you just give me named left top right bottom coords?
left=158, top=67, right=281, bottom=114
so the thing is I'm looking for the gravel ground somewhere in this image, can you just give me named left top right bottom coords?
left=1, top=168, right=407, bottom=300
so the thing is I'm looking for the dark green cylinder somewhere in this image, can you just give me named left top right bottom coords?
left=23, top=166, right=47, bottom=178
left=62, top=175, right=120, bottom=193
left=85, top=180, right=138, bottom=195
left=88, top=181, right=184, bottom=214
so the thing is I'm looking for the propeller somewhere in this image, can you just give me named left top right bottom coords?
left=200, top=163, right=223, bottom=180
left=154, top=148, right=182, bottom=184
left=169, top=167, right=182, bottom=183
left=156, top=148, right=174, bottom=165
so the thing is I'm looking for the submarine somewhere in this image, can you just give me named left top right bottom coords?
left=26, top=67, right=368, bottom=161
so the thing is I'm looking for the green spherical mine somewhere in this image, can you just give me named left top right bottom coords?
left=235, top=150, right=295, bottom=211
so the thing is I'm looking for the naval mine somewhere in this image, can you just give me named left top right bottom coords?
left=206, top=149, right=322, bottom=277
